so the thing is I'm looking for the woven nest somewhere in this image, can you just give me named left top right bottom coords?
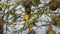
left=28, top=29, right=36, bottom=34
left=48, top=0, right=60, bottom=11
left=0, top=19, right=5, bottom=25
left=51, top=15, right=60, bottom=27
left=46, top=29, right=56, bottom=34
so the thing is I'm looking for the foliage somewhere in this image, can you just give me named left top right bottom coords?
left=0, top=0, right=60, bottom=34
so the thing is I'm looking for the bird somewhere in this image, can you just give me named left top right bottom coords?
left=21, top=0, right=32, bottom=22
left=21, top=0, right=31, bottom=14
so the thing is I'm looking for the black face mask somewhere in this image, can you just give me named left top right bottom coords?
left=24, top=4, right=31, bottom=14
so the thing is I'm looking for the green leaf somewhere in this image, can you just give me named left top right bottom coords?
left=41, top=24, right=49, bottom=26
left=0, top=5, right=2, bottom=11
left=4, top=4, right=10, bottom=8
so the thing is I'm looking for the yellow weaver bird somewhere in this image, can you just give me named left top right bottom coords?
left=25, top=13, right=31, bottom=22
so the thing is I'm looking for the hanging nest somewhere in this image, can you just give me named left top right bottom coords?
left=0, top=19, right=4, bottom=34
left=46, top=29, right=56, bottom=34
left=48, top=0, right=60, bottom=11
left=0, top=19, right=5, bottom=25
left=51, top=15, right=60, bottom=27
left=28, top=29, right=36, bottom=34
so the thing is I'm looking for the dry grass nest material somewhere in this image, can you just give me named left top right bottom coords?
left=51, top=15, right=60, bottom=27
